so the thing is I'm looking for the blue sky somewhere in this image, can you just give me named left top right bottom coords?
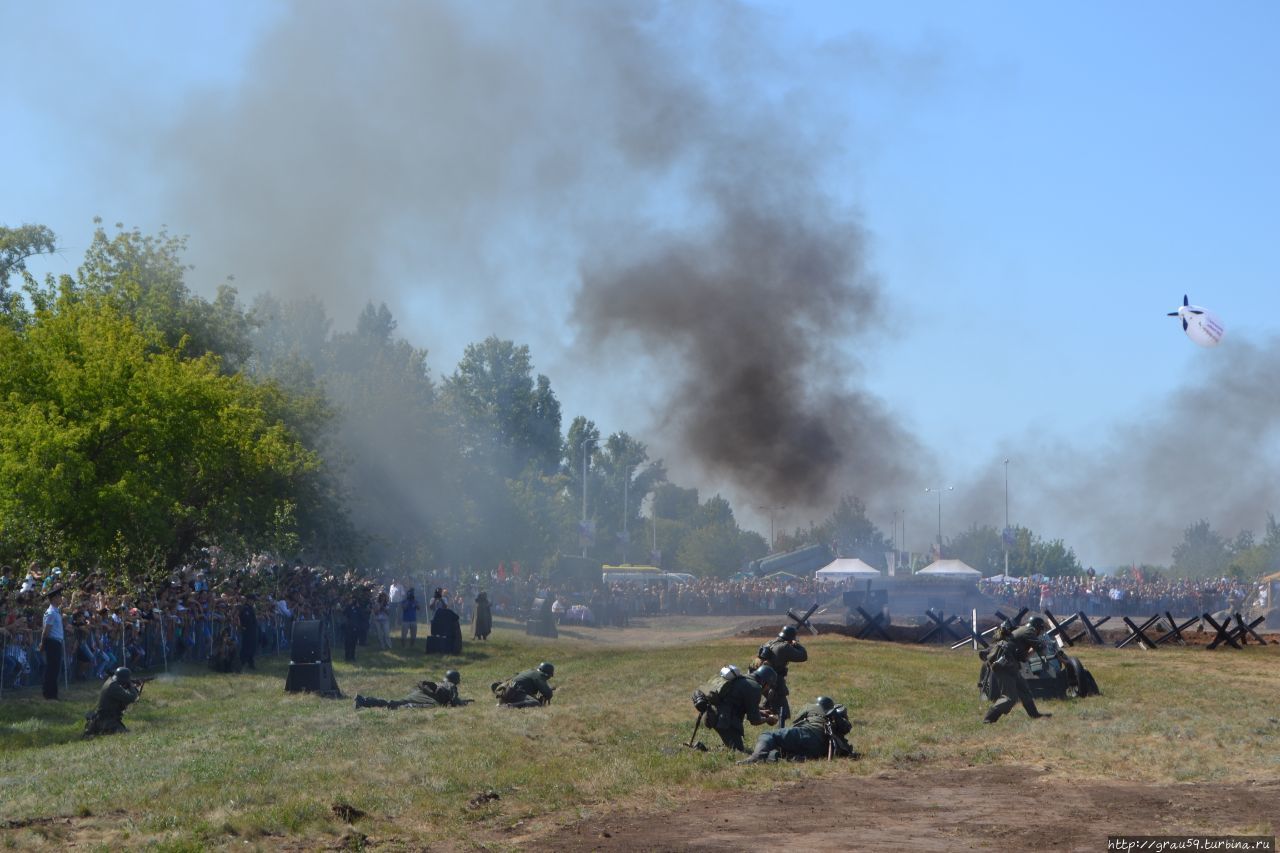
left=4, top=1, right=1278, bottom=566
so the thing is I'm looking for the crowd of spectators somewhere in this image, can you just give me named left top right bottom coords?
left=978, top=574, right=1262, bottom=617
left=0, top=557, right=385, bottom=695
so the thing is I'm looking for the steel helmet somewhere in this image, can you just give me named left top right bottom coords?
left=753, top=664, right=777, bottom=686
left=778, top=625, right=797, bottom=641
left=444, top=670, right=461, bottom=685
left=114, top=667, right=132, bottom=682
left=1028, top=615, right=1048, bottom=633
left=537, top=661, right=555, bottom=678
left=816, top=696, right=836, bottom=714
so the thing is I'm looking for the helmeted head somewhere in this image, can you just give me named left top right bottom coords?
left=444, top=670, right=461, bottom=685
left=114, top=666, right=132, bottom=682
left=778, top=625, right=797, bottom=641
left=537, top=661, right=555, bottom=678
left=816, top=696, right=836, bottom=714
left=753, top=664, right=777, bottom=687
left=1028, top=615, right=1048, bottom=634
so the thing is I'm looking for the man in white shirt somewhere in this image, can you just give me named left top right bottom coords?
left=39, top=587, right=65, bottom=700
left=388, top=579, right=405, bottom=630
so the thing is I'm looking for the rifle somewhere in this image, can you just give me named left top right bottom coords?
left=131, top=677, right=156, bottom=692
left=684, top=710, right=708, bottom=751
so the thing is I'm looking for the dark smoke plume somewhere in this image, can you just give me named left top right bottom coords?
left=574, top=178, right=925, bottom=508
left=152, top=0, right=931, bottom=519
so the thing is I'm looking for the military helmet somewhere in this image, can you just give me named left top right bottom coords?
left=816, top=695, right=836, bottom=714
left=1028, top=615, right=1048, bottom=633
left=753, top=664, right=777, bottom=686
left=114, top=666, right=132, bottom=682
left=444, top=670, right=461, bottom=685
left=778, top=625, right=797, bottom=641
left=537, top=661, right=555, bottom=678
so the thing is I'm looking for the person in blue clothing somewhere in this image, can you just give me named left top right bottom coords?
left=400, top=589, right=419, bottom=648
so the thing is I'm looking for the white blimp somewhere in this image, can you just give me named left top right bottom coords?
left=1167, top=294, right=1225, bottom=347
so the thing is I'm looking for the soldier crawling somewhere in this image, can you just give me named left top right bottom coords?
left=982, top=615, right=1053, bottom=724
left=83, top=667, right=143, bottom=737
left=355, top=670, right=464, bottom=709
left=738, top=696, right=857, bottom=764
left=492, top=661, right=555, bottom=708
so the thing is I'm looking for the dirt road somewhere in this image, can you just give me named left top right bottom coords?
left=542, top=765, right=1279, bottom=852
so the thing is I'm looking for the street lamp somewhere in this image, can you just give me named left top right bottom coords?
left=924, top=486, right=953, bottom=555
left=622, top=465, right=632, bottom=564
left=1003, top=459, right=1010, bottom=577
left=757, top=504, right=786, bottom=552
left=579, top=437, right=595, bottom=557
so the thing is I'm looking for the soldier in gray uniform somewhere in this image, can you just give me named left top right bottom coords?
left=754, top=625, right=808, bottom=726
left=83, top=667, right=142, bottom=736
left=983, top=616, right=1053, bottom=724
left=738, top=696, right=855, bottom=763
left=355, top=670, right=463, bottom=709
left=493, top=661, right=555, bottom=708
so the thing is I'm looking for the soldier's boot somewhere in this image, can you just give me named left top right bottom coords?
left=737, top=737, right=776, bottom=764
left=1029, top=712, right=1052, bottom=719
left=354, top=695, right=366, bottom=709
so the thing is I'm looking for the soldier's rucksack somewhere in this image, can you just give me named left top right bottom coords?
left=491, top=678, right=518, bottom=702
left=691, top=665, right=740, bottom=725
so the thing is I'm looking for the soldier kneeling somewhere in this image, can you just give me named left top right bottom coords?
left=738, top=696, right=856, bottom=764
left=83, top=667, right=142, bottom=737
left=355, top=670, right=463, bottom=709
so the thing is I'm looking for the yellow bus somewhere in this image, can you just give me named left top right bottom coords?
left=601, top=564, right=663, bottom=584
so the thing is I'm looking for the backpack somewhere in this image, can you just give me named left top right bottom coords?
left=691, top=665, right=740, bottom=713
left=491, top=679, right=518, bottom=702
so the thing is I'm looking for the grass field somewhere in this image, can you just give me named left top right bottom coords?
left=2, top=617, right=1278, bottom=850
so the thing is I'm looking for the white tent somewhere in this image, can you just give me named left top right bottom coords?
left=815, top=558, right=881, bottom=579
left=917, top=559, right=981, bottom=578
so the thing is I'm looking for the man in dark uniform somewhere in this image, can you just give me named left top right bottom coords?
left=493, top=661, right=554, bottom=708
left=238, top=594, right=259, bottom=670
left=983, top=615, right=1054, bottom=724
left=755, top=624, right=808, bottom=726
left=83, top=666, right=142, bottom=736
left=355, top=670, right=463, bottom=709
left=739, top=696, right=855, bottom=763
left=710, top=665, right=778, bottom=752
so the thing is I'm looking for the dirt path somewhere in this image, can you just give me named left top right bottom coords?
left=541, top=766, right=1280, bottom=852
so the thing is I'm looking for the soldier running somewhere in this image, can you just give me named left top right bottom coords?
left=983, top=616, right=1053, bottom=724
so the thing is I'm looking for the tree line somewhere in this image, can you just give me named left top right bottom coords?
left=2, top=222, right=1272, bottom=585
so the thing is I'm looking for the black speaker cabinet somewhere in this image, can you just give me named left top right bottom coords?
left=284, top=661, right=342, bottom=697
left=291, top=620, right=326, bottom=664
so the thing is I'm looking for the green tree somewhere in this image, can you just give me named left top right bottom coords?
left=813, top=494, right=893, bottom=570
left=63, top=220, right=255, bottom=371
left=443, top=337, right=562, bottom=478
left=1171, top=520, right=1231, bottom=578
left=0, top=294, right=317, bottom=581
left=1003, top=525, right=1083, bottom=577
left=1, top=223, right=57, bottom=318
left=947, top=524, right=1005, bottom=576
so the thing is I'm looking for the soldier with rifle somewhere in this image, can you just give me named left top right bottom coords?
left=692, top=664, right=778, bottom=753
left=981, top=615, right=1053, bottom=724
left=83, top=666, right=147, bottom=737
left=753, top=624, right=808, bottom=726
left=738, top=696, right=856, bottom=763
left=355, top=670, right=465, bottom=709
left=492, top=661, right=555, bottom=708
